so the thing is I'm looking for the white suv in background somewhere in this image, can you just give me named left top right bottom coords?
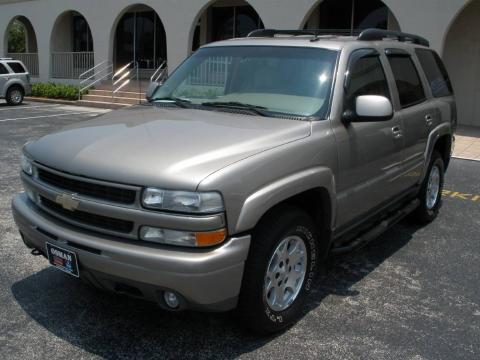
left=0, top=58, right=31, bottom=105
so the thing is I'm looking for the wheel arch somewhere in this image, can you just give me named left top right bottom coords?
left=234, top=167, right=336, bottom=254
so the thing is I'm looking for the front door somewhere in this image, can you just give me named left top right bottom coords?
left=333, top=49, right=405, bottom=229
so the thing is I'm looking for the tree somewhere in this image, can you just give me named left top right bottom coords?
left=7, top=20, right=26, bottom=53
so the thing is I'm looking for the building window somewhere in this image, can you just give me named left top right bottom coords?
left=73, top=15, right=93, bottom=52
left=211, top=6, right=264, bottom=42
left=309, top=0, right=389, bottom=34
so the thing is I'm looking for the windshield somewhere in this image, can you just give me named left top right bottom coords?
left=153, top=46, right=338, bottom=118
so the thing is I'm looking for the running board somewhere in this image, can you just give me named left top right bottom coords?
left=331, top=199, right=420, bottom=255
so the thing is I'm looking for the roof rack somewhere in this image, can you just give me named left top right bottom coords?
left=358, top=29, right=430, bottom=47
left=0, top=57, right=13, bottom=60
left=247, top=29, right=320, bottom=38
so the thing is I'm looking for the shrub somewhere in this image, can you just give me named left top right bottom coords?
left=31, top=82, right=87, bottom=101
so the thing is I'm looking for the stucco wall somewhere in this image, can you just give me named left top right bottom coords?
left=0, top=0, right=476, bottom=124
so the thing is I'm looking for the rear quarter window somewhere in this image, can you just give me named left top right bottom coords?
left=415, top=49, right=453, bottom=98
left=7, top=62, right=27, bottom=74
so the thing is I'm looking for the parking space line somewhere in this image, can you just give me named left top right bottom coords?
left=0, top=104, right=61, bottom=111
left=0, top=111, right=103, bottom=123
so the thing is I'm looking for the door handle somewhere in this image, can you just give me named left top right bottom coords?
left=392, top=126, right=403, bottom=139
left=425, top=114, right=434, bottom=127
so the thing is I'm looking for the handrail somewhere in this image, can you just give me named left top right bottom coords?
left=150, top=61, right=168, bottom=83
left=78, top=60, right=113, bottom=100
left=112, top=62, right=139, bottom=102
left=79, top=60, right=109, bottom=79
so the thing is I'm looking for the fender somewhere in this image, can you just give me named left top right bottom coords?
left=420, top=122, right=453, bottom=183
left=3, top=79, right=25, bottom=97
left=234, top=166, right=336, bottom=234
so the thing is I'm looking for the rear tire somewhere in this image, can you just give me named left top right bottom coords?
left=413, top=151, right=445, bottom=224
left=237, top=205, right=319, bottom=335
left=6, top=86, right=24, bottom=106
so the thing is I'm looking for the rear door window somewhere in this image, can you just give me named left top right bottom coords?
left=415, top=49, right=453, bottom=98
left=387, top=55, right=426, bottom=108
left=0, top=64, right=9, bottom=74
left=7, top=62, right=27, bottom=74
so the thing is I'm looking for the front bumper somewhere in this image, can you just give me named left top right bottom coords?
left=12, top=193, right=251, bottom=311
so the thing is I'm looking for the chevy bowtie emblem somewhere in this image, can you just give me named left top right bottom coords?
left=55, top=193, right=80, bottom=211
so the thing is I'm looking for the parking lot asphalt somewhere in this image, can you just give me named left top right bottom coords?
left=0, top=101, right=479, bottom=359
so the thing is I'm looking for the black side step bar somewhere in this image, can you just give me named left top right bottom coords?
left=331, top=199, right=420, bottom=255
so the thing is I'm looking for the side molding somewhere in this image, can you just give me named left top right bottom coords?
left=234, top=167, right=336, bottom=234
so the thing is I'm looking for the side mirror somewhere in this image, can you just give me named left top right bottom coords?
left=343, top=95, right=393, bottom=123
left=146, top=82, right=161, bottom=102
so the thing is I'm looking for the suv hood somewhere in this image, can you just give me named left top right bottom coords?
left=25, top=106, right=311, bottom=190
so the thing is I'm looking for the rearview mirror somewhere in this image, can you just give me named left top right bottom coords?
left=146, top=82, right=161, bottom=102
left=343, top=95, right=393, bottom=123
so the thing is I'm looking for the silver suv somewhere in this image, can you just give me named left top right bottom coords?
left=0, top=58, right=31, bottom=105
left=12, top=29, right=456, bottom=334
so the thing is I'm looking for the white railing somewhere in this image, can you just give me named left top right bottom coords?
left=6, top=53, right=39, bottom=77
left=112, top=61, right=141, bottom=103
left=188, top=57, right=231, bottom=87
left=51, top=52, right=94, bottom=79
left=151, top=61, right=168, bottom=83
left=78, top=60, right=113, bottom=100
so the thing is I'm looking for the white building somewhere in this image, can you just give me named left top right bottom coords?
left=0, top=0, right=478, bottom=126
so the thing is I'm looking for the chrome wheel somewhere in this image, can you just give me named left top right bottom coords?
left=264, top=235, right=307, bottom=312
left=10, top=89, right=22, bottom=104
left=426, top=165, right=441, bottom=210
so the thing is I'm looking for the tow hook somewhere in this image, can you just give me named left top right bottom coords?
left=31, top=249, right=43, bottom=256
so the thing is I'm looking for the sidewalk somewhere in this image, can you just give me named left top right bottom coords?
left=453, top=125, right=480, bottom=161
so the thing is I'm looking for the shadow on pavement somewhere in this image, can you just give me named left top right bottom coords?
left=11, top=221, right=421, bottom=359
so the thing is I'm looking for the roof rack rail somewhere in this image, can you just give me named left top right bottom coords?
left=0, top=57, right=13, bottom=60
left=247, top=29, right=319, bottom=38
left=358, top=29, right=430, bottom=47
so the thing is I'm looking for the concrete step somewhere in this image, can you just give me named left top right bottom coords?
left=76, top=100, right=132, bottom=110
left=88, top=89, right=145, bottom=99
left=82, top=94, right=147, bottom=105
left=94, top=81, right=150, bottom=93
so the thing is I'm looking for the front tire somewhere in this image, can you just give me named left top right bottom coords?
left=237, top=205, right=319, bottom=334
left=413, top=151, right=445, bottom=224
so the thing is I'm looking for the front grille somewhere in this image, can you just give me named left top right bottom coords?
left=40, top=196, right=134, bottom=234
left=38, top=168, right=136, bottom=205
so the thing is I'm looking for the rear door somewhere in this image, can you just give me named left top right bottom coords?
left=385, top=49, right=433, bottom=188
left=333, top=48, right=405, bottom=228
left=0, top=63, right=10, bottom=97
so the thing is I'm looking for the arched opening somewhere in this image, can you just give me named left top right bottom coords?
left=5, top=16, right=39, bottom=76
left=444, top=0, right=480, bottom=127
left=191, top=0, right=264, bottom=52
left=112, top=4, right=167, bottom=79
left=50, top=11, right=94, bottom=78
left=303, top=0, right=400, bottom=34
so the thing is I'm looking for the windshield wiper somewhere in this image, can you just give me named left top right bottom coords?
left=201, top=101, right=270, bottom=117
left=154, top=97, right=192, bottom=108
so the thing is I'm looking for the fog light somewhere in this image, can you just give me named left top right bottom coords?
left=164, top=291, right=179, bottom=309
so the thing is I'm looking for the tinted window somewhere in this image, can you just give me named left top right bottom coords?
left=0, top=64, right=9, bottom=74
left=387, top=55, right=426, bottom=108
left=345, top=53, right=390, bottom=110
left=415, top=49, right=453, bottom=98
left=7, top=62, right=26, bottom=73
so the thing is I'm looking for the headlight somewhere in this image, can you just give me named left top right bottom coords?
left=21, top=153, right=33, bottom=176
left=142, top=188, right=224, bottom=213
left=139, top=226, right=226, bottom=247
